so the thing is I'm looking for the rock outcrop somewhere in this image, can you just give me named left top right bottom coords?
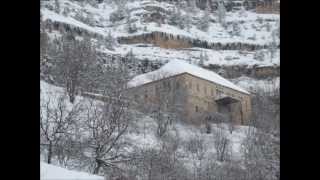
left=118, top=31, right=270, bottom=51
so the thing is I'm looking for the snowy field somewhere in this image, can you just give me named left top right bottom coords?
left=41, top=162, right=104, bottom=180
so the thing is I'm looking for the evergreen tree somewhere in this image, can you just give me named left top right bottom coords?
left=54, top=0, right=60, bottom=14
left=198, top=3, right=211, bottom=32
left=126, top=11, right=137, bottom=33
left=185, top=11, right=192, bottom=32
left=125, top=49, right=139, bottom=74
left=204, top=51, right=209, bottom=62
left=254, top=51, right=265, bottom=62
left=269, top=30, right=277, bottom=60
left=187, top=0, right=198, bottom=15
left=109, top=0, right=127, bottom=23
left=275, top=19, right=280, bottom=39
left=231, top=21, right=241, bottom=37
left=266, top=22, right=271, bottom=32
left=217, top=0, right=226, bottom=27
left=105, top=30, right=116, bottom=50
left=199, top=51, right=204, bottom=66
left=169, top=7, right=185, bottom=29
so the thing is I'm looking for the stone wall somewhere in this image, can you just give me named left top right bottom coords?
left=206, top=64, right=280, bottom=79
left=182, top=73, right=251, bottom=125
left=256, top=0, right=280, bottom=14
left=118, top=31, right=268, bottom=51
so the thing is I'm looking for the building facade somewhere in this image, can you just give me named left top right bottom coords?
left=127, top=71, right=251, bottom=125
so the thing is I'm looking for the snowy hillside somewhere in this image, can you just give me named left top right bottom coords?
left=41, top=0, right=279, bottom=44
left=41, top=0, right=279, bottom=71
left=40, top=80, right=260, bottom=174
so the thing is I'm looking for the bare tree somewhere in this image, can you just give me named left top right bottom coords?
left=185, top=135, right=208, bottom=180
left=241, top=86, right=280, bottom=180
left=82, top=61, right=132, bottom=175
left=105, top=30, right=116, bottom=50
left=213, top=124, right=231, bottom=162
left=40, top=94, right=83, bottom=164
left=251, top=86, right=280, bottom=134
left=241, top=126, right=279, bottom=180
left=55, top=33, right=97, bottom=103
left=145, top=72, right=188, bottom=138
left=127, top=134, right=190, bottom=180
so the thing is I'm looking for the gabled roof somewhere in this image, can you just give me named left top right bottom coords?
left=128, top=60, right=250, bottom=94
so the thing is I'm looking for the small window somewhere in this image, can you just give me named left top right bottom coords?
left=176, top=81, right=180, bottom=89
left=195, top=106, right=199, bottom=112
left=134, top=94, right=139, bottom=100
left=204, top=86, right=207, bottom=94
left=144, top=90, right=148, bottom=99
left=162, top=81, right=166, bottom=88
left=211, top=88, right=214, bottom=96
left=196, top=84, right=200, bottom=91
left=189, top=82, right=192, bottom=89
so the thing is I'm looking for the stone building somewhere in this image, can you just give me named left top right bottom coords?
left=127, top=60, right=251, bottom=125
left=256, top=0, right=280, bottom=14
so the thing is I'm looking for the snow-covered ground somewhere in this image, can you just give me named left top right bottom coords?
left=232, top=76, right=279, bottom=92
left=113, top=44, right=279, bottom=67
left=41, top=162, right=104, bottom=180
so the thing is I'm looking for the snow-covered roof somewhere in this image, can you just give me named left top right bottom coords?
left=128, top=60, right=250, bottom=94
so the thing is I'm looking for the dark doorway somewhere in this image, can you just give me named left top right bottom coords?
left=215, top=96, right=242, bottom=124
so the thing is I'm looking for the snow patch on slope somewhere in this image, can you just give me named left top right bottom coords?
left=41, top=162, right=104, bottom=180
left=231, top=76, right=279, bottom=92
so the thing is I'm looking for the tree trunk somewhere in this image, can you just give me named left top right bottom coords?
left=93, top=161, right=102, bottom=174
left=148, top=158, right=153, bottom=180
left=47, top=141, right=52, bottom=164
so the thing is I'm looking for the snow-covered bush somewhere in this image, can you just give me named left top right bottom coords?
left=231, top=22, right=241, bottom=37
left=109, top=10, right=126, bottom=22
left=109, top=0, right=127, bottom=23
left=213, top=124, right=232, bottom=162
left=54, top=0, right=61, bottom=14
left=254, top=51, right=265, bottom=62
left=62, top=6, right=70, bottom=17
left=197, top=6, right=211, bottom=32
